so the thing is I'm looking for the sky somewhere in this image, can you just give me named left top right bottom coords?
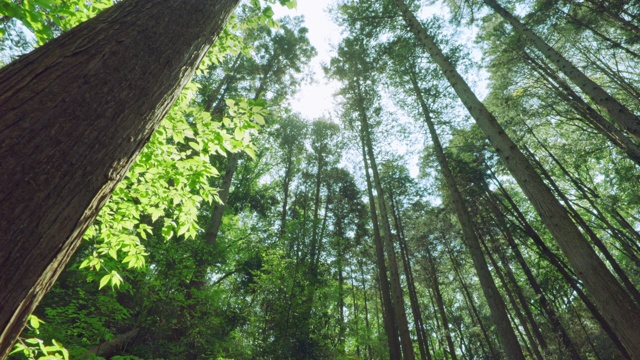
left=274, top=0, right=342, bottom=119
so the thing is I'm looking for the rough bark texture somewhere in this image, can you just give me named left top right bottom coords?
left=397, top=1, right=640, bottom=356
left=408, top=68, right=524, bottom=360
left=0, top=0, right=238, bottom=356
left=483, top=0, right=640, bottom=141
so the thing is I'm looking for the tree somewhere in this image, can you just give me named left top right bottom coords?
left=481, top=0, right=640, bottom=141
left=405, top=56, right=524, bottom=359
left=393, top=0, right=640, bottom=356
left=0, top=0, right=239, bottom=356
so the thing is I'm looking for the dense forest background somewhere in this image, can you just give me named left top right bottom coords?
left=1, top=0, right=640, bottom=359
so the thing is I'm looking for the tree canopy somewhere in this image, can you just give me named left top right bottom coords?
left=1, top=0, right=640, bottom=359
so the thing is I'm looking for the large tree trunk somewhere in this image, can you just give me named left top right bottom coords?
left=0, top=0, right=238, bottom=356
left=483, top=0, right=640, bottom=141
left=408, top=66, right=524, bottom=359
left=396, top=1, right=640, bottom=356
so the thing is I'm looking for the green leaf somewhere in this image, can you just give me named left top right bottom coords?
left=285, top=0, right=297, bottom=9
left=244, top=147, right=256, bottom=160
left=99, top=274, right=111, bottom=289
left=29, top=315, right=41, bottom=329
left=253, top=113, right=265, bottom=125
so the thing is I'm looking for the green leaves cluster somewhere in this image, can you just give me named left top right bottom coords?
left=81, top=81, right=267, bottom=289
left=10, top=316, right=69, bottom=360
left=0, top=0, right=114, bottom=43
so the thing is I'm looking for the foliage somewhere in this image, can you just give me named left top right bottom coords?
left=10, top=316, right=69, bottom=360
left=5, top=0, right=640, bottom=359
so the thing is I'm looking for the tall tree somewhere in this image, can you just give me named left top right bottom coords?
left=480, top=0, right=640, bottom=141
left=406, top=59, right=524, bottom=359
left=392, top=0, right=640, bottom=356
left=0, top=0, right=238, bottom=355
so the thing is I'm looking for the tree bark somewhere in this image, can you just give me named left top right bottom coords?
left=425, top=246, right=458, bottom=360
left=0, top=0, right=238, bottom=356
left=483, top=0, right=640, bottom=141
left=396, top=1, right=640, bottom=356
left=87, top=328, right=140, bottom=358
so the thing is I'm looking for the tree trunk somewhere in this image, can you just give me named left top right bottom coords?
left=483, top=185, right=581, bottom=359
left=359, top=259, right=374, bottom=360
left=390, top=193, right=433, bottom=360
left=360, top=130, right=402, bottom=359
left=425, top=247, right=458, bottom=360
left=483, top=0, right=640, bottom=141
left=478, top=233, right=545, bottom=360
left=520, top=49, right=640, bottom=166
left=0, top=0, right=238, bottom=356
left=396, top=1, right=640, bottom=356
left=408, top=65, right=524, bottom=359
left=205, top=152, right=239, bottom=246
left=491, top=173, right=631, bottom=359
left=87, top=328, right=140, bottom=358
left=446, top=247, right=498, bottom=358
left=357, top=82, right=415, bottom=360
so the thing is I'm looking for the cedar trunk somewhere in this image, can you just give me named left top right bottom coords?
left=0, top=0, right=238, bottom=356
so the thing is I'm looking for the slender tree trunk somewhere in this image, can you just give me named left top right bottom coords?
left=563, top=9, right=640, bottom=60
left=279, top=152, right=293, bottom=237
left=425, top=247, right=458, bottom=360
left=407, top=65, right=524, bottom=359
left=478, top=233, right=545, bottom=360
left=483, top=185, right=581, bottom=359
left=0, top=0, right=238, bottom=356
left=520, top=50, right=640, bottom=166
left=203, top=53, right=242, bottom=112
left=357, top=85, right=415, bottom=360
left=205, top=152, right=239, bottom=246
left=359, top=259, right=374, bottom=360
left=389, top=192, right=432, bottom=360
left=360, top=130, right=402, bottom=359
left=396, top=2, right=640, bottom=356
left=483, top=0, right=640, bottom=141
left=581, top=0, right=640, bottom=35
left=523, top=144, right=640, bottom=305
left=491, top=174, right=631, bottom=359
left=446, top=248, right=498, bottom=358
